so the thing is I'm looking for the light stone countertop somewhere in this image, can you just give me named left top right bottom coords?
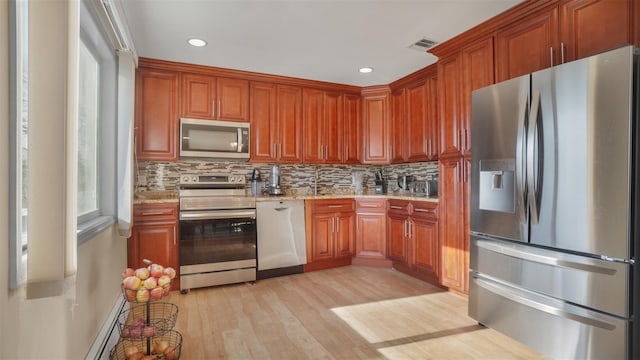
left=134, top=189, right=438, bottom=205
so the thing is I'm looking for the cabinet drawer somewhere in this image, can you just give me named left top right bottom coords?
left=356, top=199, right=386, bottom=212
left=134, top=204, right=179, bottom=223
left=308, top=199, right=355, bottom=213
left=387, top=200, right=411, bottom=215
left=412, top=202, right=438, bottom=220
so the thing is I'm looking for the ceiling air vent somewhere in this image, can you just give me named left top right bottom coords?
left=409, top=38, right=438, bottom=51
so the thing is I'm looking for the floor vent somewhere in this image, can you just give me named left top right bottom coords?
left=409, top=38, right=438, bottom=51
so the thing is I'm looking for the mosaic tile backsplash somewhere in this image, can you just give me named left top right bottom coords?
left=137, top=160, right=438, bottom=195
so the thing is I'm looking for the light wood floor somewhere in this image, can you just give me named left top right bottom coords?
left=164, top=266, right=547, bottom=359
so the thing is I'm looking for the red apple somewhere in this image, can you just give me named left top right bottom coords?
left=163, top=284, right=171, bottom=296
left=143, top=277, right=157, bottom=290
left=149, top=264, right=164, bottom=278
left=136, top=288, right=150, bottom=302
left=163, top=267, right=176, bottom=280
left=157, top=275, right=171, bottom=287
left=124, top=288, right=137, bottom=301
left=123, top=276, right=142, bottom=290
left=135, top=267, right=150, bottom=280
left=142, top=325, right=157, bottom=337
left=132, top=317, right=146, bottom=327
left=122, top=267, right=135, bottom=279
left=150, top=286, right=164, bottom=300
left=153, top=339, right=169, bottom=354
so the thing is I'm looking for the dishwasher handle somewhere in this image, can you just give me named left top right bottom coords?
left=274, top=207, right=290, bottom=211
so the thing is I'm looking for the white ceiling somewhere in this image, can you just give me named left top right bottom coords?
left=119, top=0, right=523, bottom=87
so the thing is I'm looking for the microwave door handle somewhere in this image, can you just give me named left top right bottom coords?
left=237, top=128, right=243, bottom=153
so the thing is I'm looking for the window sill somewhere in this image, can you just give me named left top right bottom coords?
left=77, top=215, right=115, bottom=245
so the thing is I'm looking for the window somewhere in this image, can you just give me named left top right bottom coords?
left=9, top=0, right=29, bottom=289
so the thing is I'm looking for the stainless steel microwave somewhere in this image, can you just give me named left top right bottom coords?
left=180, top=118, right=250, bottom=160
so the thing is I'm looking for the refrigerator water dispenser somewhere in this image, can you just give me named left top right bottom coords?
left=479, top=159, right=515, bottom=213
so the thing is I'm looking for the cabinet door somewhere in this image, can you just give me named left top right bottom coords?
left=355, top=212, right=387, bottom=259
left=277, top=85, right=303, bottom=163
left=424, top=76, right=438, bottom=160
left=362, top=91, right=391, bottom=164
left=250, top=82, right=277, bottom=162
left=217, top=77, right=249, bottom=122
left=181, top=73, right=216, bottom=119
left=461, top=37, right=495, bottom=157
left=496, top=8, right=559, bottom=82
left=335, top=213, right=355, bottom=258
left=343, top=94, right=361, bottom=164
left=412, top=218, right=439, bottom=279
left=438, top=54, right=463, bottom=158
left=310, top=212, right=335, bottom=262
left=128, top=222, right=178, bottom=272
left=439, top=157, right=467, bottom=293
left=135, top=67, right=179, bottom=161
left=302, top=88, right=324, bottom=163
left=387, top=214, right=409, bottom=264
left=406, top=81, right=429, bottom=162
left=560, top=0, right=632, bottom=62
left=390, top=89, right=406, bottom=163
left=324, top=92, right=344, bottom=164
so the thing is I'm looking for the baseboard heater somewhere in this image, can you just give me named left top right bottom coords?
left=85, top=295, right=127, bottom=359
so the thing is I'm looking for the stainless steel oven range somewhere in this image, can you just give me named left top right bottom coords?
left=178, top=174, right=256, bottom=292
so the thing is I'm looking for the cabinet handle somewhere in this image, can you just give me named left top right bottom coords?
left=345, top=144, right=349, bottom=158
left=212, top=101, right=216, bottom=117
left=550, top=47, right=554, bottom=67
left=389, top=145, right=393, bottom=158
left=279, top=143, right=282, bottom=158
left=336, top=217, right=340, bottom=233
left=390, top=205, right=403, bottom=210
left=173, top=230, right=176, bottom=246
left=327, top=205, right=343, bottom=208
left=331, top=217, right=335, bottom=232
left=141, top=211, right=165, bottom=216
left=410, top=221, right=414, bottom=238
left=218, top=100, right=221, bottom=119
left=464, top=129, right=468, bottom=151
left=404, top=220, right=408, bottom=238
left=560, top=42, right=565, bottom=64
left=414, top=208, right=434, bottom=213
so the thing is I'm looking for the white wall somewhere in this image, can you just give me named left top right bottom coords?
left=0, top=2, right=127, bottom=358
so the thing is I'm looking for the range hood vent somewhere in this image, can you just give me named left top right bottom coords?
left=409, top=38, right=438, bottom=51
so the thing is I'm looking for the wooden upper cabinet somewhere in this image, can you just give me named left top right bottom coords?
left=361, top=89, right=391, bottom=164
left=250, top=81, right=278, bottom=162
left=276, top=85, right=303, bottom=163
left=438, top=54, right=463, bottom=158
left=135, top=67, right=179, bottom=161
left=496, top=8, right=559, bottom=82
left=302, top=89, right=344, bottom=164
left=343, top=94, right=361, bottom=164
left=182, top=74, right=249, bottom=121
left=461, top=37, right=495, bottom=157
left=406, top=80, right=430, bottom=162
left=424, top=76, right=439, bottom=160
left=559, top=0, right=632, bottom=62
left=390, top=89, right=406, bottom=163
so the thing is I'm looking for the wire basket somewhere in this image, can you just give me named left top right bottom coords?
left=117, top=302, right=178, bottom=339
left=110, top=330, right=182, bottom=360
left=121, top=279, right=172, bottom=303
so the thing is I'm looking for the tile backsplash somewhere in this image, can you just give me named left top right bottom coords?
left=137, top=160, right=438, bottom=195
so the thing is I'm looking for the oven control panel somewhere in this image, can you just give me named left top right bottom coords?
left=180, top=174, right=246, bottom=187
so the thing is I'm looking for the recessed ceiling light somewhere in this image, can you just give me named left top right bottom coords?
left=188, top=38, right=207, bottom=47
left=359, top=67, right=373, bottom=74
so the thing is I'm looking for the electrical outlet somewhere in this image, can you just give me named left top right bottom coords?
left=137, top=174, right=147, bottom=187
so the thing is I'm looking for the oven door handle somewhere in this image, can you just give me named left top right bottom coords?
left=180, top=209, right=256, bottom=220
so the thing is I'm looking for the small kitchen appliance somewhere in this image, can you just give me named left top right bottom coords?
left=397, top=175, right=415, bottom=191
left=268, top=165, right=283, bottom=196
left=250, top=168, right=263, bottom=196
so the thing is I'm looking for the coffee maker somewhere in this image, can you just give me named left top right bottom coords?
left=268, top=164, right=283, bottom=195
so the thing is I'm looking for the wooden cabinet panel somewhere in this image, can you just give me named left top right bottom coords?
left=250, top=82, right=278, bottom=162
left=362, top=90, right=391, bottom=164
left=390, top=89, right=406, bottom=163
left=343, top=94, right=361, bottom=164
left=387, top=214, right=409, bottom=263
left=324, top=92, right=344, bottom=163
left=303, top=88, right=324, bottom=163
left=560, top=0, right=632, bottom=62
left=277, top=85, right=303, bottom=163
left=412, top=217, right=439, bottom=279
left=496, top=8, right=559, bottom=82
left=355, top=199, right=387, bottom=259
left=135, top=67, right=179, bottom=161
left=335, top=213, right=355, bottom=258
left=217, top=77, right=249, bottom=121
left=438, top=55, right=463, bottom=158
left=461, top=37, right=495, bottom=157
left=181, top=73, right=216, bottom=119
left=310, top=212, right=334, bottom=262
left=425, top=76, right=439, bottom=160
left=406, top=81, right=429, bottom=162
left=439, top=157, right=467, bottom=293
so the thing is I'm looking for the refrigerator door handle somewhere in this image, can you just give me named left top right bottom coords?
left=474, top=276, right=617, bottom=331
left=527, top=91, right=542, bottom=225
left=515, top=93, right=529, bottom=224
left=475, top=238, right=618, bottom=275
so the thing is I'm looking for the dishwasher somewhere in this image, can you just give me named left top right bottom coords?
left=256, top=200, right=307, bottom=279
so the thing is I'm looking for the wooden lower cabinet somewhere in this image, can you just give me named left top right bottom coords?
left=387, top=200, right=439, bottom=284
left=129, top=203, right=180, bottom=290
left=305, top=199, right=355, bottom=271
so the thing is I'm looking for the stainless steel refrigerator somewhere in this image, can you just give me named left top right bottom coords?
left=469, top=45, right=639, bottom=359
